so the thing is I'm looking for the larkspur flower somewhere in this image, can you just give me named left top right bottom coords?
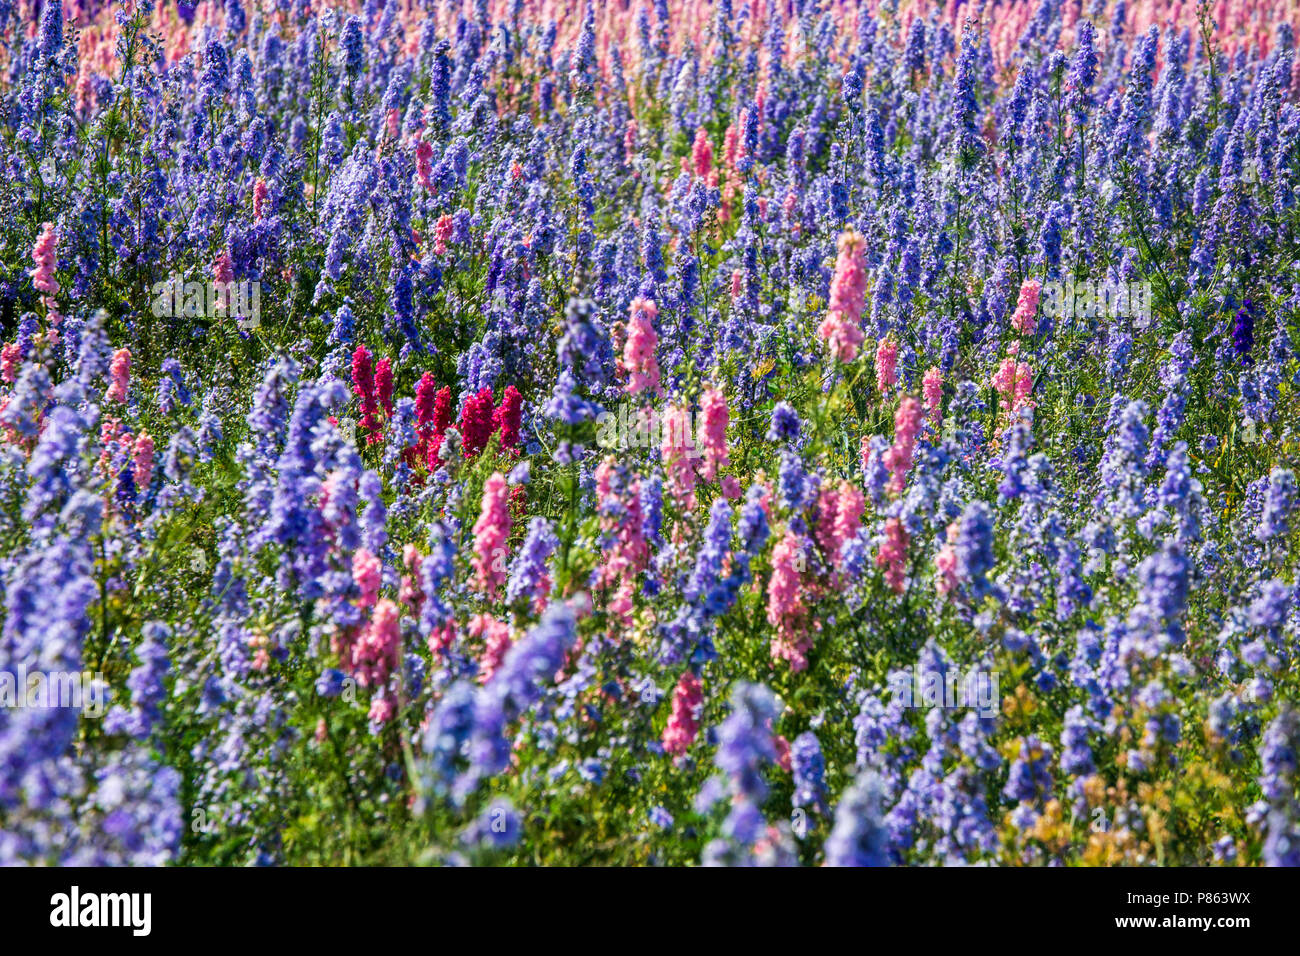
left=819, top=231, right=868, bottom=362
left=472, top=473, right=511, bottom=600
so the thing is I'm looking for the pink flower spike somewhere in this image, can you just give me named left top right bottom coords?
left=922, top=367, right=944, bottom=429
left=471, top=614, right=514, bottom=684
left=29, top=222, right=60, bottom=296
left=691, top=127, right=713, bottom=179
left=660, top=403, right=698, bottom=511
left=132, top=432, right=155, bottom=494
left=818, top=230, right=868, bottom=362
left=874, top=337, right=898, bottom=394
left=212, top=248, right=235, bottom=285
left=416, top=136, right=434, bottom=191
left=433, top=213, right=454, bottom=255
left=253, top=177, right=269, bottom=221
left=621, top=297, right=661, bottom=396
left=472, top=472, right=511, bottom=599
left=352, top=548, right=382, bottom=609
left=875, top=518, right=910, bottom=594
left=1, top=343, right=21, bottom=384
left=767, top=529, right=811, bottom=671
left=883, top=396, right=922, bottom=495
left=662, top=671, right=704, bottom=757
left=1010, top=279, right=1042, bottom=335
left=698, top=387, right=730, bottom=483
left=353, top=599, right=401, bottom=691
left=107, top=348, right=132, bottom=404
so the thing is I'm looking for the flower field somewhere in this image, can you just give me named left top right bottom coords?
left=1, top=0, right=1299, bottom=867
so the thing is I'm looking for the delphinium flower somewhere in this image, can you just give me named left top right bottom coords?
left=545, top=299, right=607, bottom=461
left=994, top=420, right=1037, bottom=505
left=991, top=351, right=1033, bottom=425
left=791, top=731, right=829, bottom=823
left=768, top=401, right=801, bottom=444
left=458, top=387, right=496, bottom=458
left=621, top=297, right=662, bottom=396
left=697, top=386, right=730, bottom=482
left=860, top=435, right=891, bottom=506
left=767, top=529, right=811, bottom=671
left=106, top=347, right=131, bottom=403
left=1231, top=299, right=1257, bottom=365
left=921, top=367, right=943, bottom=428
left=374, top=358, right=395, bottom=419
left=728, top=480, right=771, bottom=578
left=1246, top=312, right=1295, bottom=425
left=1255, top=708, right=1300, bottom=867
left=155, top=358, right=192, bottom=415
left=330, top=303, right=355, bottom=346
left=1002, top=736, right=1055, bottom=819
left=1244, top=579, right=1294, bottom=669
left=662, top=670, right=704, bottom=758
left=155, top=427, right=198, bottom=511
left=951, top=22, right=986, bottom=166
left=816, top=480, right=864, bottom=573
left=824, top=770, right=891, bottom=866
left=419, top=681, right=477, bottom=804
left=593, top=458, right=649, bottom=624
left=416, top=137, right=436, bottom=193
left=453, top=601, right=580, bottom=801
left=1009, top=279, right=1041, bottom=335
left=1142, top=442, right=1205, bottom=546
left=1099, top=398, right=1150, bottom=520
left=661, top=403, right=698, bottom=510
left=413, top=372, right=439, bottom=450
left=132, top=433, right=155, bottom=497
left=427, top=386, right=455, bottom=469
left=352, top=548, right=382, bottom=609
left=351, top=345, right=382, bottom=440
left=492, top=385, right=523, bottom=451
left=262, top=378, right=354, bottom=595
left=0, top=340, right=22, bottom=384
left=470, top=614, right=513, bottom=684
left=340, top=14, right=365, bottom=80
left=419, top=521, right=459, bottom=656
left=883, top=396, right=922, bottom=495
left=1055, top=536, right=1093, bottom=622
left=471, top=472, right=510, bottom=600
left=505, top=516, right=557, bottom=608
left=460, top=797, right=523, bottom=851
left=933, top=520, right=961, bottom=598
left=104, top=622, right=172, bottom=742
left=22, top=403, right=88, bottom=531
left=701, top=682, right=794, bottom=866
left=29, top=221, right=62, bottom=327
left=818, top=230, right=868, bottom=363
left=875, top=518, right=909, bottom=594
left=777, top=446, right=817, bottom=519
left=1256, top=467, right=1296, bottom=543
left=683, top=497, right=735, bottom=617
left=874, top=336, right=899, bottom=394
left=1060, top=704, right=1099, bottom=780
left=1146, top=333, right=1196, bottom=471
left=954, top=501, right=997, bottom=603
left=0, top=539, right=99, bottom=858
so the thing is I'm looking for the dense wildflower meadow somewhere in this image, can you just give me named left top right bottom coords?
left=0, top=0, right=1298, bottom=868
